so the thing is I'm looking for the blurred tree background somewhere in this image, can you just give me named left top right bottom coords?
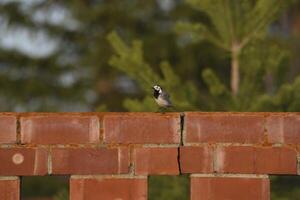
left=1, top=0, right=300, bottom=199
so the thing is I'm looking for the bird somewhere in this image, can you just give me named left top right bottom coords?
left=152, top=85, right=173, bottom=110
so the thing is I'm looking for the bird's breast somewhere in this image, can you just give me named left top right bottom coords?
left=155, top=97, right=170, bottom=107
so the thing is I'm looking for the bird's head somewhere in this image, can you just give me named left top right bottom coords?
left=152, top=85, right=162, bottom=94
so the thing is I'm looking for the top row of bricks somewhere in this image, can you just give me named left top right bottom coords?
left=0, top=112, right=299, bottom=145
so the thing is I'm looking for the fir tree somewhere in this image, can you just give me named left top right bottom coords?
left=175, top=0, right=299, bottom=111
left=176, top=0, right=295, bottom=96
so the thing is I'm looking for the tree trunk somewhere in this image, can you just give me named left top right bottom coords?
left=231, top=44, right=240, bottom=96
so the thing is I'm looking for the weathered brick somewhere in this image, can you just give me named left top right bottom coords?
left=70, top=177, right=147, bottom=200
left=266, top=114, right=300, bottom=144
left=0, top=177, right=20, bottom=200
left=20, top=114, right=99, bottom=144
left=185, top=113, right=264, bottom=144
left=0, top=115, right=17, bottom=144
left=216, top=146, right=297, bottom=174
left=51, top=147, right=129, bottom=175
left=191, top=176, right=270, bottom=200
left=103, top=113, right=180, bottom=144
left=180, top=146, right=213, bottom=173
left=134, top=147, right=179, bottom=175
left=0, top=148, right=48, bottom=175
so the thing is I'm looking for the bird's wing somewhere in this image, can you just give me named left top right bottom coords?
left=161, top=91, right=172, bottom=106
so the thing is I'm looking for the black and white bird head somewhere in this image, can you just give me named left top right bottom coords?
left=152, top=85, right=162, bottom=97
left=152, top=84, right=172, bottom=108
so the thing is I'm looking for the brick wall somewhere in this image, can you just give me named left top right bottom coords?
left=0, top=112, right=299, bottom=200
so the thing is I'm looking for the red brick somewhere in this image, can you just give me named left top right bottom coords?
left=103, top=113, right=180, bottom=144
left=51, top=147, right=129, bottom=175
left=20, top=114, right=99, bottom=144
left=185, top=113, right=264, bottom=144
left=191, top=176, right=270, bottom=200
left=216, top=146, right=297, bottom=174
left=0, top=148, right=48, bottom=175
left=266, top=114, right=300, bottom=144
left=0, top=115, right=17, bottom=144
left=0, top=177, right=20, bottom=200
left=134, top=147, right=179, bottom=175
left=70, top=177, right=147, bottom=200
left=180, top=146, right=213, bottom=173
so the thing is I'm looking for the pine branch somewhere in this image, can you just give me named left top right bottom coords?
left=175, top=21, right=228, bottom=50
left=107, top=31, right=200, bottom=111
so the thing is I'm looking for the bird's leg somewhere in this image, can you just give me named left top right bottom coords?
left=156, top=107, right=164, bottom=113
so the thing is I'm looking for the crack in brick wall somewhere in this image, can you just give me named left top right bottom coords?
left=0, top=112, right=299, bottom=200
left=177, top=112, right=185, bottom=175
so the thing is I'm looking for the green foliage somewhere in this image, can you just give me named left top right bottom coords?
left=271, top=176, right=300, bottom=200
left=22, top=176, right=68, bottom=199
left=175, top=0, right=299, bottom=111
left=107, top=31, right=199, bottom=111
left=54, top=188, right=69, bottom=200
left=107, top=32, right=160, bottom=91
left=202, top=68, right=227, bottom=97
left=149, top=176, right=189, bottom=200
left=176, top=0, right=295, bottom=51
left=0, top=1, right=88, bottom=111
